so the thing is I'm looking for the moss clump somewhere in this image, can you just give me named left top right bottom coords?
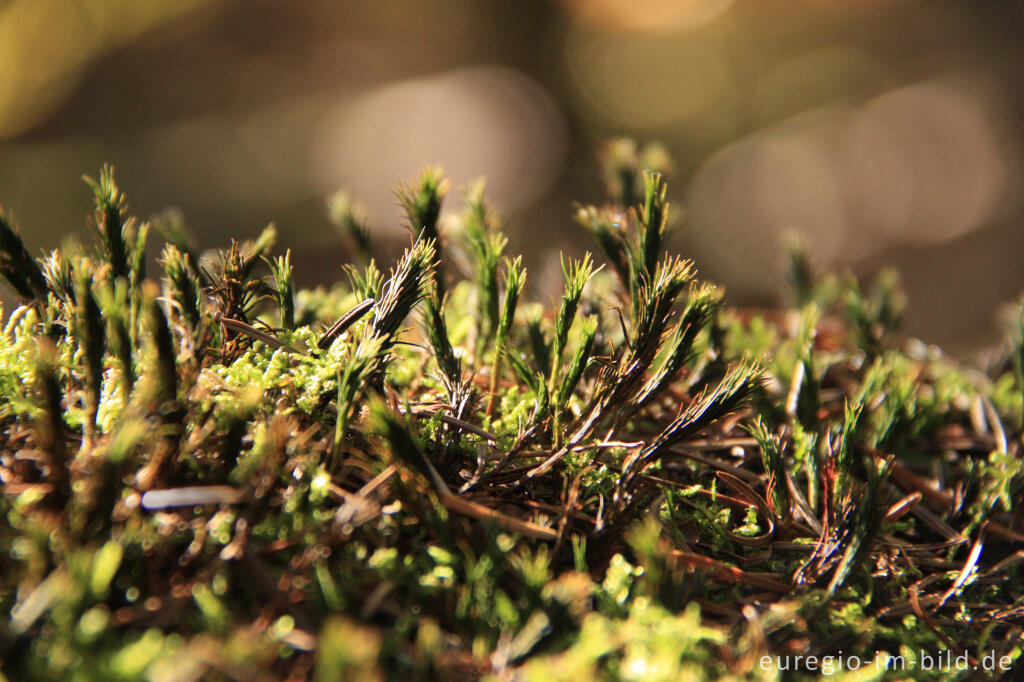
left=0, top=144, right=1022, bottom=680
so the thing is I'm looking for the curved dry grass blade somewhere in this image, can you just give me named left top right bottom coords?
left=523, top=446, right=570, bottom=482
left=669, top=550, right=789, bottom=593
left=884, top=492, right=922, bottom=524
left=218, top=316, right=305, bottom=355
left=668, top=446, right=761, bottom=483
left=981, top=395, right=1008, bottom=455
left=937, top=527, right=985, bottom=610
left=440, top=493, right=558, bottom=541
left=908, top=581, right=962, bottom=654
left=403, top=405, right=498, bottom=442
left=715, top=471, right=776, bottom=546
left=318, top=297, right=375, bottom=350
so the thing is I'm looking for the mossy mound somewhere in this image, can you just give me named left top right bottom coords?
left=0, top=142, right=1022, bottom=680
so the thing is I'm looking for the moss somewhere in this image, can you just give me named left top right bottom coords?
left=0, top=152, right=1021, bottom=679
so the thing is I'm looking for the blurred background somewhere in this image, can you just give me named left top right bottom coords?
left=1, top=0, right=1022, bottom=354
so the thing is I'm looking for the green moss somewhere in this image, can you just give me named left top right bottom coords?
left=0, top=153, right=1021, bottom=680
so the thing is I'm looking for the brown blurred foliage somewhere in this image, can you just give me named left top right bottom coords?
left=2, top=0, right=1023, bottom=352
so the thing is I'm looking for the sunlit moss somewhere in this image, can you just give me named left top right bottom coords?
left=1, top=153, right=1021, bottom=680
